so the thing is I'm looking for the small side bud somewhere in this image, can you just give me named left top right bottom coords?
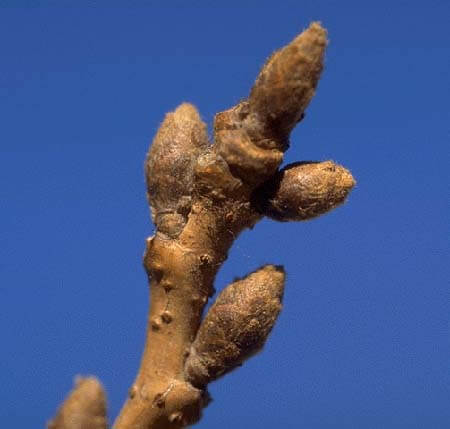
left=185, top=265, right=285, bottom=387
left=146, top=103, right=208, bottom=235
left=249, top=22, right=328, bottom=137
left=47, top=376, right=107, bottom=429
left=254, top=160, right=355, bottom=221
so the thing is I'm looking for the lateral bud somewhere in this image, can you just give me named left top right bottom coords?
left=47, top=376, right=107, bottom=429
left=145, top=103, right=208, bottom=236
left=185, top=265, right=285, bottom=387
left=254, top=160, right=355, bottom=221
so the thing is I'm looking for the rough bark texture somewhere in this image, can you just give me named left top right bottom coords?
left=49, top=21, right=355, bottom=429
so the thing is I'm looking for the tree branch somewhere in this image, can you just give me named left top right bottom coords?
left=49, top=21, right=355, bottom=429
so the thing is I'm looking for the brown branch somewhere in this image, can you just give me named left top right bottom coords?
left=49, top=21, right=355, bottom=429
left=113, top=21, right=354, bottom=429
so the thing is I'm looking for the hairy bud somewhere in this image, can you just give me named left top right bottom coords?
left=254, top=160, right=355, bottom=221
left=185, top=265, right=285, bottom=387
left=212, top=23, right=327, bottom=188
left=249, top=22, right=328, bottom=137
left=145, top=103, right=208, bottom=236
left=47, top=376, right=107, bottom=429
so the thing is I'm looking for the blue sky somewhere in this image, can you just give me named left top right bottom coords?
left=1, top=1, right=449, bottom=428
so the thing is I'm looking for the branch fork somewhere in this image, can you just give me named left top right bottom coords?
left=49, top=22, right=355, bottom=429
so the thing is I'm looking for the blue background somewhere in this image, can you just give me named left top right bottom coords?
left=1, top=1, right=449, bottom=428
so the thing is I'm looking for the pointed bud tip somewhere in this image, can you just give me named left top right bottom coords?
left=72, top=376, right=106, bottom=402
left=173, top=102, right=202, bottom=122
left=265, top=264, right=285, bottom=274
left=320, top=160, right=355, bottom=190
left=307, top=21, right=328, bottom=37
left=291, top=21, right=328, bottom=51
left=255, top=264, right=285, bottom=297
left=341, top=167, right=356, bottom=190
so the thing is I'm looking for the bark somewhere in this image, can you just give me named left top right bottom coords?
left=49, top=22, right=355, bottom=429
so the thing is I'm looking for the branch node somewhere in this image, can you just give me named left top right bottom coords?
left=111, top=21, right=355, bottom=429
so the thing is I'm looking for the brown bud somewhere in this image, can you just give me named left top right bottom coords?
left=254, top=160, right=355, bottom=221
left=185, top=265, right=285, bottom=387
left=47, top=376, right=107, bottom=429
left=145, top=103, right=208, bottom=235
left=248, top=22, right=328, bottom=137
